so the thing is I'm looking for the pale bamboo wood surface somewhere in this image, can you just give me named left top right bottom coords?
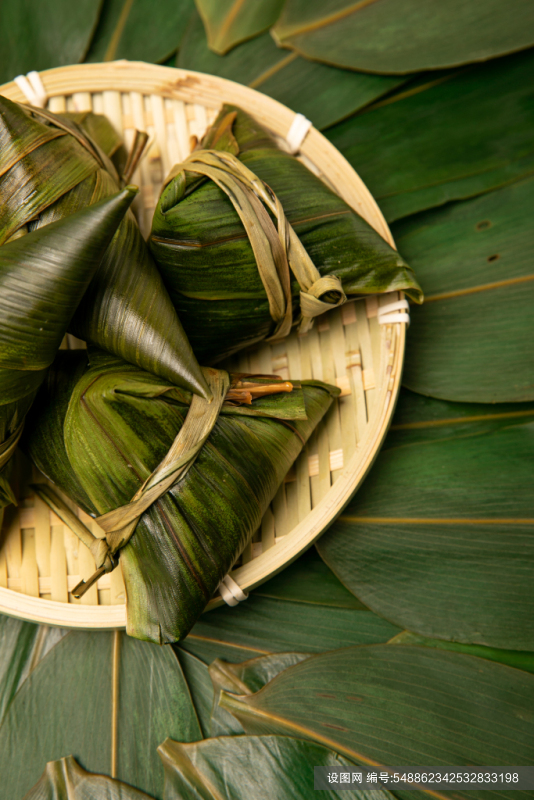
left=0, top=62, right=406, bottom=628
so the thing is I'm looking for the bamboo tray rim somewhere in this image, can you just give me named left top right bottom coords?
left=0, top=61, right=405, bottom=630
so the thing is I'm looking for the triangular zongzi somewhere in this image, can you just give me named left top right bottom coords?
left=24, top=348, right=339, bottom=643
left=0, top=188, right=136, bottom=509
left=0, top=96, right=209, bottom=399
left=149, top=105, right=423, bottom=363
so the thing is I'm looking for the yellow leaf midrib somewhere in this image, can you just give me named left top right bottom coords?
left=424, top=273, right=534, bottom=303
left=219, top=696, right=452, bottom=800
left=214, top=0, right=248, bottom=52
left=391, top=409, right=534, bottom=431
left=104, top=0, right=135, bottom=62
left=277, top=0, right=381, bottom=41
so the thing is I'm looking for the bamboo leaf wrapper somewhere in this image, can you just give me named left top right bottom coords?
left=24, top=349, right=339, bottom=643
left=56, top=110, right=128, bottom=176
left=149, top=105, right=422, bottom=363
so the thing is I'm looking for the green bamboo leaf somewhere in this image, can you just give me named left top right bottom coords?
left=21, top=352, right=94, bottom=512
left=177, top=11, right=407, bottom=130
left=85, top=0, right=195, bottom=64
left=175, top=649, right=214, bottom=738
left=181, top=595, right=401, bottom=665
left=386, top=389, right=534, bottom=450
left=389, top=631, right=534, bottom=676
left=272, top=0, right=534, bottom=74
left=255, top=546, right=366, bottom=608
left=150, top=105, right=421, bottom=363
left=0, top=187, right=135, bottom=507
left=24, top=755, right=154, bottom=800
left=317, top=419, right=534, bottom=650
left=25, top=350, right=338, bottom=643
left=195, top=0, right=284, bottom=55
left=219, top=645, right=534, bottom=795
left=0, top=96, right=209, bottom=399
left=211, top=651, right=312, bottom=695
left=0, top=621, right=67, bottom=726
left=327, top=50, right=534, bottom=222
left=0, top=630, right=201, bottom=799
left=58, top=110, right=128, bottom=176
left=209, top=652, right=311, bottom=736
left=178, top=11, right=292, bottom=83
left=160, top=735, right=393, bottom=800
left=0, top=1, right=101, bottom=84
left=252, top=56, right=405, bottom=134
left=0, top=99, right=99, bottom=244
left=394, top=176, right=534, bottom=402
left=0, top=615, right=39, bottom=724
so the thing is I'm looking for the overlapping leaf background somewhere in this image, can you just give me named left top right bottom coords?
left=1, top=2, right=533, bottom=798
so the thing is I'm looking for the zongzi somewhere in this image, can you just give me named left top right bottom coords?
left=149, top=105, right=423, bottom=363
left=0, top=96, right=209, bottom=399
left=24, top=348, right=339, bottom=643
left=0, top=188, right=136, bottom=510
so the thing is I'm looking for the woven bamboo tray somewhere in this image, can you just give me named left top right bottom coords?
left=0, top=61, right=407, bottom=629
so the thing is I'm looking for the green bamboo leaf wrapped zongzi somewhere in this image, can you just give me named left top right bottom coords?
left=0, top=188, right=136, bottom=510
left=24, top=348, right=339, bottom=644
left=149, top=105, right=423, bottom=362
left=0, top=96, right=209, bottom=399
